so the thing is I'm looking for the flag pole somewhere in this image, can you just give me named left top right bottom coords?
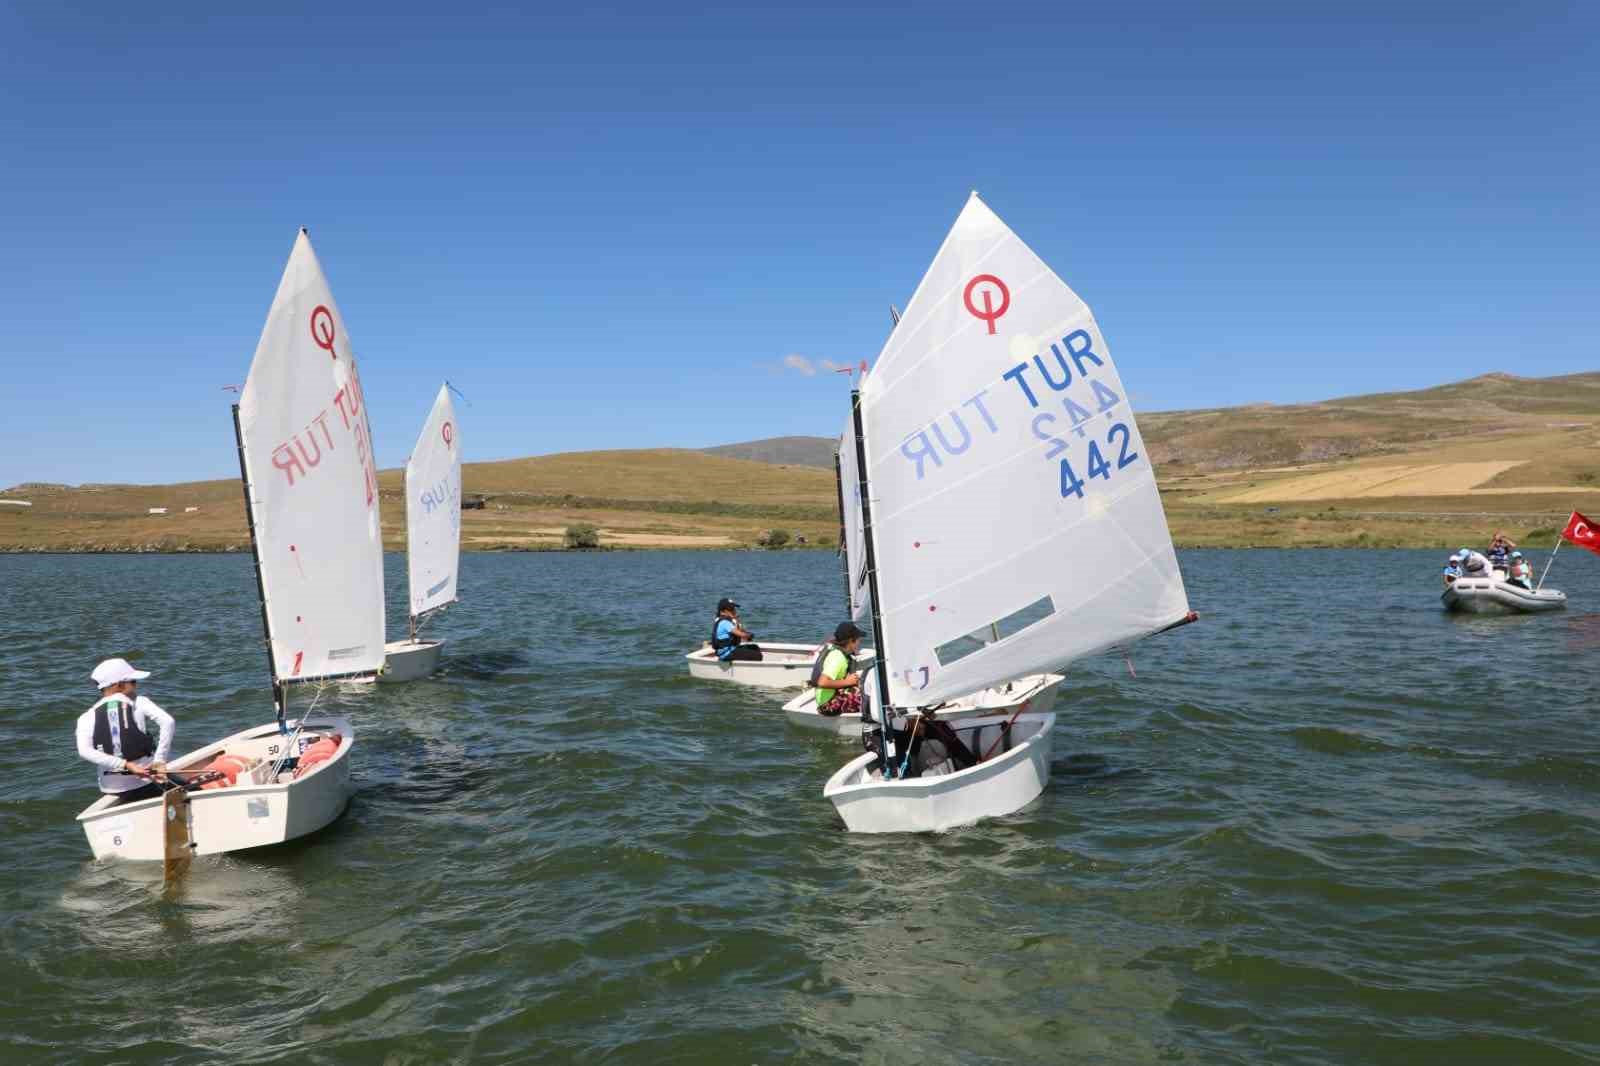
left=1537, top=537, right=1563, bottom=591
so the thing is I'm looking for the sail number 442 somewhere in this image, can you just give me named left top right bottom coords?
left=1059, top=423, right=1139, bottom=498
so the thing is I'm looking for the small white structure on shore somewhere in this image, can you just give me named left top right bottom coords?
left=148, top=507, right=168, bottom=515
left=184, top=506, right=200, bottom=513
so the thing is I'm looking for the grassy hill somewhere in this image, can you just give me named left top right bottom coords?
left=1146, top=372, right=1600, bottom=547
left=0, top=450, right=837, bottom=553
left=4, top=372, right=1598, bottom=551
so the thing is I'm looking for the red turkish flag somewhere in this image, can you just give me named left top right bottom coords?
left=1560, top=511, right=1600, bottom=556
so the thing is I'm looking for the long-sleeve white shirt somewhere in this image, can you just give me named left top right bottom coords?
left=75, top=695, right=175, bottom=793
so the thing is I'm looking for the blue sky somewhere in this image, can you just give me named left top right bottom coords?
left=1, top=1, right=1594, bottom=488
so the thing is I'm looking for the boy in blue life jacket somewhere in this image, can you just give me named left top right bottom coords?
left=710, top=598, right=762, bottom=662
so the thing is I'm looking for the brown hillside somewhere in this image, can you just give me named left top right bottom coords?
left=5, top=371, right=1599, bottom=551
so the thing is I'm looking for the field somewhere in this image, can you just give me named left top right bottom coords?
left=4, top=372, right=1599, bottom=552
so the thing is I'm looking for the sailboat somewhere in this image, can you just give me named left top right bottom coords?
left=685, top=431, right=880, bottom=687
left=76, top=229, right=381, bottom=861
left=822, top=193, right=1195, bottom=833
left=382, top=384, right=461, bottom=681
left=782, top=413, right=1063, bottom=734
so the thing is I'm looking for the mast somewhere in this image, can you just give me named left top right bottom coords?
left=850, top=387, right=898, bottom=777
left=233, top=403, right=286, bottom=731
left=833, top=452, right=850, bottom=613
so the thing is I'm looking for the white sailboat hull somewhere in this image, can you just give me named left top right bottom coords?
left=685, top=642, right=876, bottom=688
left=76, top=717, right=354, bottom=862
left=1442, top=579, right=1566, bottom=614
left=381, top=638, right=445, bottom=682
left=783, top=672, right=1063, bottom=736
left=823, top=712, right=1055, bottom=834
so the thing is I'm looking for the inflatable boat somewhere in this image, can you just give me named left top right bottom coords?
left=1442, top=577, right=1566, bottom=614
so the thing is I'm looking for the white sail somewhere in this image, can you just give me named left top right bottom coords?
left=404, top=384, right=461, bottom=619
left=860, top=194, right=1189, bottom=708
left=838, top=417, right=870, bottom=621
left=237, top=230, right=386, bottom=682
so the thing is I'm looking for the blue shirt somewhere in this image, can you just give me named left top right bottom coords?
left=714, top=619, right=737, bottom=660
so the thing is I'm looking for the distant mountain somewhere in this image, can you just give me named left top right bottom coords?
left=702, top=435, right=836, bottom=469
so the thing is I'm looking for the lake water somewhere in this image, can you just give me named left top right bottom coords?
left=1, top=548, right=1597, bottom=1064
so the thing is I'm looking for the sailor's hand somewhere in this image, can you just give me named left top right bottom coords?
left=149, top=761, right=168, bottom=783
left=843, top=672, right=860, bottom=687
left=125, top=762, right=152, bottom=779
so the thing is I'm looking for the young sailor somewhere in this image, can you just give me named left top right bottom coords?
left=75, top=658, right=174, bottom=802
left=710, top=598, right=762, bottom=662
left=813, top=622, right=865, bottom=717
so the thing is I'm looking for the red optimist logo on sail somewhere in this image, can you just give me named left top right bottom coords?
left=1561, top=511, right=1600, bottom=557
left=963, top=275, right=1010, bottom=335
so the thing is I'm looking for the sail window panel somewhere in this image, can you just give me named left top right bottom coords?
left=933, top=595, right=1056, bottom=666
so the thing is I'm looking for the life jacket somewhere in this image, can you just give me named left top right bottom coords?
left=1488, top=546, right=1510, bottom=565
left=809, top=643, right=855, bottom=687
left=91, top=697, right=155, bottom=762
left=710, top=615, right=739, bottom=655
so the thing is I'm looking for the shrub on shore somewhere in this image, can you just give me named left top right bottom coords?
left=564, top=523, right=601, bottom=549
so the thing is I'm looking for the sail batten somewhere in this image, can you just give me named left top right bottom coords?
left=405, top=384, right=462, bottom=620
left=236, top=231, right=386, bottom=683
left=860, top=194, right=1189, bottom=707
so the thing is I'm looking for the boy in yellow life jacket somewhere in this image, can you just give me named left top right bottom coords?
left=814, top=622, right=865, bottom=717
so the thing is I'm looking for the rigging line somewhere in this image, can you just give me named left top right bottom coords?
left=445, top=380, right=472, bottom=406
left=897, top=713, right=926, bottom=778
left=269, top=683, right=328, bottom=781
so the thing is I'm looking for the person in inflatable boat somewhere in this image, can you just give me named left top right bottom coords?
left=1487, top=531, right=1516, bottom=572
left=1506, top=551, right=1534, bottom=590
left=76, top=658, right=175, bottom=802
left=1458, top=547, right=1495, bottom=579
left=1442, top=552, right=1463, bottom=586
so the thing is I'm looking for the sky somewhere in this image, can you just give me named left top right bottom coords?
left=0, top=1, right=1595, bottom=488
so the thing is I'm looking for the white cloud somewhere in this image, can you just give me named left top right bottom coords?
left=782, top=353, right=816, bottom=376
left=819, top=358, right=845, bottom=372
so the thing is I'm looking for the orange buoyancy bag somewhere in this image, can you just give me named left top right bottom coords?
left=293, top=735, right=343, bottom=779
left=200, top=754, right=251, bottom=789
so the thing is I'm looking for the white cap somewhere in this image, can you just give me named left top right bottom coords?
left=91, top=658, right=151, bottom=689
